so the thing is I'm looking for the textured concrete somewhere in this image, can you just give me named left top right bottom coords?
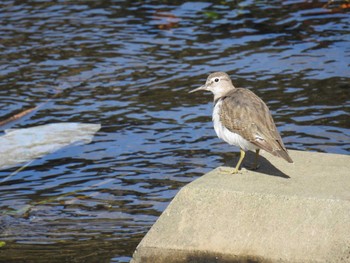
left=131, top=150, right=350, bottom=263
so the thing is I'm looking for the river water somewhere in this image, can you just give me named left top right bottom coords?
left=0, top=1, right=349, bottom=262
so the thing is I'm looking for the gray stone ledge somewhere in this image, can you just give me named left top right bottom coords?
left=131, top=150, right=350, bottom=263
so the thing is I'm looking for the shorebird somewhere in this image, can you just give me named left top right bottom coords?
left=190, top=72, right=293, bottom=174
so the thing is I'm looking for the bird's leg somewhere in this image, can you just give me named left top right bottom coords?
left=243, top=149, right=260, bottom=170
left=253, top=149, right=260, bottom=170
left=219, top=148, right=246, bottom=174
left=233, top=148, right=245, bottom=174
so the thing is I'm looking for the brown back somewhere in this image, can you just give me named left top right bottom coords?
left=219, top=88, right=293, bottom=163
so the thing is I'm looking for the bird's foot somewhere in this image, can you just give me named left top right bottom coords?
left=219, top=167, right=241, bottom=175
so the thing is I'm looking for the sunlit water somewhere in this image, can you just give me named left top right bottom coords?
left=0, top=1, right=349, bottom=262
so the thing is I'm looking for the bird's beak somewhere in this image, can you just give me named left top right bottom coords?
left=189, top=84, right=208, bottom=93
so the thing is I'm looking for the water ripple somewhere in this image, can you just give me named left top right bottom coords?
left=0, top=1, right=349, bottom=262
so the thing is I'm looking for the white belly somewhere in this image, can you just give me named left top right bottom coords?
left=212, top=100, right=257, bottom=151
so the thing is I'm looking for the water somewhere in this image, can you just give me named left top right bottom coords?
left=0, top=1, right=349, bottom=262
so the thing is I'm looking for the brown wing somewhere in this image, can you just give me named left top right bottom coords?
left=220, top=88, right=293, bottom=163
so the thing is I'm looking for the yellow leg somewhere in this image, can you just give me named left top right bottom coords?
left=253, top=149, right=260, bottom=170
left=233, top=148, right=246, bottom=174
left=244, top=149, right=260, bottom=171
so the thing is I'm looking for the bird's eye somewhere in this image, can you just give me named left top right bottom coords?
left=214, top=78, right=219, bottom=82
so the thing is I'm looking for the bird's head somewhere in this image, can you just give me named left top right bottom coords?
left=189, top=72, right=235, bottom=101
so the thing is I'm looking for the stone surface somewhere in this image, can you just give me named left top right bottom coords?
left=131, top=150, right=350, bottom=263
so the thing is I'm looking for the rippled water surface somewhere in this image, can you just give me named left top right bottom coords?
left=0, top=1, right=349, bottom=262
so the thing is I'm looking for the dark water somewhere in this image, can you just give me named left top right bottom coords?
left=0, top=1, right=349, bottom=262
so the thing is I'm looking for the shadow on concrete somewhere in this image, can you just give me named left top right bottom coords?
left=224, top=151, right=291, bottom=179
left=254, top=158, right=290, bottom=179
left=132, top=249, right=270, bottom=263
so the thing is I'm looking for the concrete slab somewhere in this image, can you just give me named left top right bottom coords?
left=131, top=150, right=350, bottom=263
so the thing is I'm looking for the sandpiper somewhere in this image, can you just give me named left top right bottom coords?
left=190, top=72, right=293, bottom=174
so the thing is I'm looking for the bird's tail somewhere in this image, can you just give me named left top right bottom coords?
left=275, top=149, right=293, bottom=163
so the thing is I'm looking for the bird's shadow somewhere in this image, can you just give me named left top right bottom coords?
left=223, top=151, right=290, bottom=179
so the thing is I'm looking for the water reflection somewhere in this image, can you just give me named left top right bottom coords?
left=0, top=1, right=349, bottom=262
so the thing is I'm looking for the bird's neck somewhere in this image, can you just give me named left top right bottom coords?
left=213, top=88, right=234, bottom=104
left=213, top=97, right=221, bottom=106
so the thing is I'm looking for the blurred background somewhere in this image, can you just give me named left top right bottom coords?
left=0, top=0, right=349, bottom=262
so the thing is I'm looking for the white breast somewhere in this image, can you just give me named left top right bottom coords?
left=212, top=100, right=257, bottom=151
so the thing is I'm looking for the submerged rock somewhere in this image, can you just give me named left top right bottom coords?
left=0, top=123, right=101, bottom=170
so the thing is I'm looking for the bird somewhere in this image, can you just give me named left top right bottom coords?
left=189, top=72, right=293, bottom=174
